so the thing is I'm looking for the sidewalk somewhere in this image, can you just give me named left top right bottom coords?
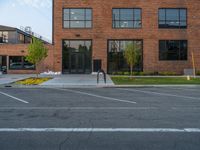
left=0, top=74, right=35, bottom=85
left=41, top=74, right=114, bottom=87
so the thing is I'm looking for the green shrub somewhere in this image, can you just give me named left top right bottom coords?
left=112, top=72, right=118, bottom=75
left=143, top=71, right=156, bottom=76
left=196, top=71, right=200, bottom=75
left=124, top=72, right=130, bottom=75
left=117, top=72, right=124, bottom=75
left=159, top=72, right=177, bottom=76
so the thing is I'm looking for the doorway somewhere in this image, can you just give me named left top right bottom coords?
left=62, top=40, right=92, bottom=74
left=69, top=52, right=85, bottom=74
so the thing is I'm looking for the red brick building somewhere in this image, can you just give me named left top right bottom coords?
left=53, top=0, right=200, bottom=74
left=1, top=0, right=200, bottom=74
left=0, top=25, right=53, bottom=74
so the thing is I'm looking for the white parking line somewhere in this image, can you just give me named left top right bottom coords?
left=0, top=107, right=155, bottom=110
left=0, top=128, right=200, bottom=133
left=119, top=88, right=200, bottom=100
left=0, top=91, right=29, bottom=104
left=54, top=88, right=136, bottom=104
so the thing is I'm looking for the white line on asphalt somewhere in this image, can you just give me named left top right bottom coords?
left=0, top=128, right=200, bottom=132
left=0, top=107, right=155, bottom=110
left=0, top=91, right=29, bottom=104
left=54, top=88, right=136, bottom=104
left=119, top=88, right=200, bottom=100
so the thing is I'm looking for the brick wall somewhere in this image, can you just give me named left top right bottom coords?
left=53, top=0, right=200, bottom=74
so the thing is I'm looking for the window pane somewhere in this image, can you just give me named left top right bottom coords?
left=113, top=9, right=141, bottom=28
left=166, top=9, right=179, bottom=20
left=108, top=40, right=143, bottom=74
left=180, top=9, right=187, bottom=21
left=64, top=21, right=70, bottom=28
left=86, top=9, right=92, bottom=20
left=166, top=21, right=180, bottom=28
left=113, top=9, right=120, bottom=20
left=109, top=41, right=120, bottom=52
left=85, top=41, right=92, bottom=51
left=120, top=41, right=133, bottom=52
left=70, top=9, right=85, bottom=20
left=134, top=9, right=141, bottom=20
left=180, top=41, right=187, bottom=60
left=120, top=21, right=133, bottom=28
left=159, top=40, right=187, bottom=60
left=159, top=9, right=165, bottom=20
left=9, top=56, right=23, bottom=69
left=24, top=60, right=35, bottom=69
left=159, top=21, right=166, bottom=28
left=120, top=9, right=133, bottom=20
left=134, top=21, right=141, bottom=28
left=180, top=21, right=187, bottom=28
left=113, top=21, right=120, bottom=28
left=70, top=41, right=85, bottom=52
left=70, top=21, right=85, bottom=28
left=86, top=21, right=92, bottom=28
left=64, top=9, right=69, bottom=20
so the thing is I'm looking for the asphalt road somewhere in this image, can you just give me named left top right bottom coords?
left=0, top=87, right=200, bottom=150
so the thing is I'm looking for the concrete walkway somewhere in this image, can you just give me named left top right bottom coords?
left=0, top=74, right=35, bottom=85
left=41, top=74, right=114, bottom=87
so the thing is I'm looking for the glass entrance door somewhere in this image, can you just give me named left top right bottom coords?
left=70, top=53, right=85, bottom=74
left=62, top=40, right=92, bottom=74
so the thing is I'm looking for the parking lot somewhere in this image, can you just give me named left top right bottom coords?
left=0, top=87, right=200, bottom=150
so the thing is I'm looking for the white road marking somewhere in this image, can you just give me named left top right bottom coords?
left=0, top=107, right=155, bottom=110
left=0, top=91, right=29, bottom=104
left=54, top=88, right=136, bottom=104
left=119, top=88, right=200, bottom=100
left=0, top=128, right=200, bottom=132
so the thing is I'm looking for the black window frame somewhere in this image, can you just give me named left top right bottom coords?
left=112, top=8, right=142, bottom=29
left=9, top=56, right=36, bottom=70
left=63, top=8, right=93, bottom=29
left=159, top=40, right=188, bottom=61
left=158, top=8, right=187, bottom=29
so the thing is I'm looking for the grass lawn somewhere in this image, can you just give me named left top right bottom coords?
left=111, top=76, right=200, bottom=85
left=15, top=77, right=52, bottom=85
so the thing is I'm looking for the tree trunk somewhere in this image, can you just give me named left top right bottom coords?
left=130, top=64, right=133, bottom=77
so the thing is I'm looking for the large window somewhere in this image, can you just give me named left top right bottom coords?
left=0, top=31, right=8, bottom=43
left=108, top=40, right=143, bottom=74
left=112, top=9, right=142, bottom=28
left=159, top=40, right=187, bottom=60
left=159, top=8, right=187, bottom=28
left=9, top=56, right=35, bottom=70
left=62, top=40, right=92, bottom=73
left=63, top=8, right=92, bottom=28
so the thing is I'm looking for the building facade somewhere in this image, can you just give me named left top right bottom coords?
left=1, top=0, right=200, bottom=74
left=53, top=0, right=200, bottom=74
left=0, top=25, right=53, bottom=74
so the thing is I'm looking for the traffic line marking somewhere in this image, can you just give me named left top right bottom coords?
left=0, top=128, right=199, bottom=132
left=119, top=88, right=200, bottom=100
left=0, top=91, right=29, bottom=104
left=54, top=88, right=137, bottom=104
left=0, top=107, right=155, bottom=110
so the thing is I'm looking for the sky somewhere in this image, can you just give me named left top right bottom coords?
left=0, top=0, right=52, bottom=42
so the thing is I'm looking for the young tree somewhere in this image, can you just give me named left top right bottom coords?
left=26, top=37, right=48, bottom=77
left=124, top=42, right=141, bottom=76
